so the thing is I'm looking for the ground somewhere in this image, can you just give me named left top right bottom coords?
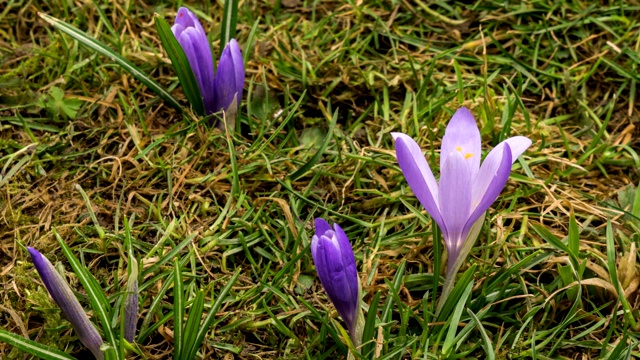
left=1, top=0, right=639, bottom=359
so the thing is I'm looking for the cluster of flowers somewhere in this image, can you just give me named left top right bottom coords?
left=28, top=108, right=531, bottom=358
left=25, top=8, right=532, bottom=360
left=311, top=108, right=531, bottom=345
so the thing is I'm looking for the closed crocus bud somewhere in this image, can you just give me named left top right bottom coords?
left=123, top=256, right=138, bottom=343
left=213, top=39, right=244, bottom=115
left=172, top=7, right=216, bottom=114
left=27, top=247, right=104, bottom=360
left=311, top=218, right=363, bottom=346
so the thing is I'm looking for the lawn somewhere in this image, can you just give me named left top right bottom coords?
left=1, top=0, right=639, bottom=359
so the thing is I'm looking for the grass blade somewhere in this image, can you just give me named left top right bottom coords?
left=173, top=259, right=184, bottom=359
left=442, top=280, right=474, bottom=356
left=0, top=329, right=76, bottom=360
left=288, top=108, right=338, bottom=181
left=220, top=0, right=239, bottom=48
left=606, top=221, right=637, bottom=329
left=38, top=12, right=182, bottom=112
left=467, top=309, right=496, bottom=360
left=186, top=269, right=240, bottom=360
left=182, top=290, right=205, bottom=356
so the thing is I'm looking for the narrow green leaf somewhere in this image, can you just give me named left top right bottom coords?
left=606, top=221, right=637, bottom=329
left=182, top=290, right=205, bottom=354
left=53, top=229, right=121, bottom=360
left=361, top=291, right=381, bottom=358
left=138, top=274, right=175, bottom=342
left=220, top=0, right=239, bottom=48
left=467, top=309, right=495, bottom=360
left=437, top=264, right=476, bottom=323
left=298, top=297, right=347, bottom=354
left=568, top=212, right=580, bottom=257
left=38, top=12, right=182, bottom=112
left=155, top=14, right=205, bottom=115
left=0, top=329, right=76, bottom=360
left=141, top=234, right=196, bottom=278
left=442, top=281, right=474, bottom=355
left=186, top=269, right=240, bottom=360
left=74, top=184, right=105, bottom=241
left=173, top=259, right=184, bottom=359
left=288, top=109, right=338, bottom=181
left=531, top=223, right=578, bottom=268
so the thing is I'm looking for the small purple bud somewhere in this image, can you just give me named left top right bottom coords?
left=310, top=218, right=360, bottom=338
left=27, top=247, right=104, bottom=360
left=213, top=39, right=245, bottom=114
left=123, top=256, right=138, bottom=343
left=171, top=7, right=216, bottom=114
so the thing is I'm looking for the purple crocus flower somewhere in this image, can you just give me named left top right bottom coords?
left=311, top=218, right=361, bottom=345
left=171, top=7, right=216, bottom=114
left=27, top=247, right=104, bottom=360
left=213, top=39, right=245, bottom=114
left=392, top=107, right=531, bottom=302
left=123, top=257, right=138, bottom=343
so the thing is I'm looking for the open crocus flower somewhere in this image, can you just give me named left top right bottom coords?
left=27, top=247, right=104, bottom=360
left=311, top=218, right=363, bottom=346
left=392, top=107, right=531, bottom=310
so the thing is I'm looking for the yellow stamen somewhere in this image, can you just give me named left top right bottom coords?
left=465, top=153, right=473, bottom=159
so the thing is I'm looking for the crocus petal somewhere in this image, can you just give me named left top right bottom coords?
left=438, top=151, right=472, bottom=256
left=332, top=223, right=359, bottom=310
left=503, top=136, right=532, bottom=164
left=465, top=143, right=512, bottom=236
left=172, top=7, right=215, bottom=114
left=214, top=39, right=245, bottom=113
left=229, top=39, right=245, bottom=102
left=171, top=23, right=186, bottom=38
left=28, top=248, right=104, bottom=360
left=124, top=257, right=139, bottom=343
left=392, top=132, right=445, bottom=232
left=440, top=107, right=482, bottom=179
left=314, top=218, right=332, bottom=237
left=310, top=219, right=360, bottom=334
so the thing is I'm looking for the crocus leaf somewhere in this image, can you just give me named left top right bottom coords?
left=436, top=264, right=477, bottom=324
left=361, top=291, right=381, bottom=358
left=467, top=309, right=496, bottom=360
left=441, top=280, right=474, bottom=356
left=155, top=13, right=205, bottom=116
left=173, top=259, right=184, bottom=359
left=0, top=329, right=76, bottom=360
left=37, top=12, right=182, bottom=113
left=182, top=290, right=205, bottom=356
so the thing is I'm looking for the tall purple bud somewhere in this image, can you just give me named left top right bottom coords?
left=123, top=256, right=138, bottom=343
left=310, top=218, right=363, bottom=346
left=171, top=7, right=216, bottom=114
left=213, top=39, right=245, bottom=117
left=27, top=247, right=104, bottom=360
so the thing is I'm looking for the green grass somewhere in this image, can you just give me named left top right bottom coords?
left=1, top=0, right=640, bottom=359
